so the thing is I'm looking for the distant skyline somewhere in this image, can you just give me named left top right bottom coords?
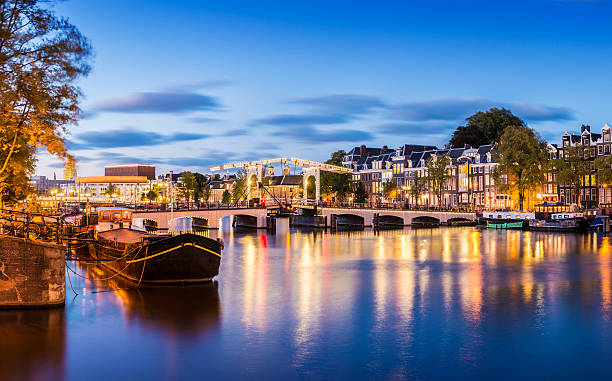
left=38, top=0, right=612, bottom=177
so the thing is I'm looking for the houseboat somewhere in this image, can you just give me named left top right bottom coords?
left=88, top=207, right=222, bottom=284
left=528, top=202, right=586, bottom=232
left=482, top=211, right=534, bottom=229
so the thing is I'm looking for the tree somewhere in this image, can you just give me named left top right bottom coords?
left=595, top=156, right=612, bottom=186
left=179, top=171, right=197, bottom=206
left=105, top=184, right=118, bottom=199
left=306, top=176, right=316, bottom=199
left=320, top=150, right=350, bottom=200
left=222, top=189, right=231, bottom=203
left=201, top=182, right=212, bottom=203
left=354, top=182, right=368, bottom=203
left=426, top=153, right=451, bottom=209
left=382, top=180, right=397, bottom=202
left=231, top=170, right=247, bottom=201
left=0, top=1, right=92, bottom=195
left=0, top=134, right=35, bottom=206
left=493, top=125, right=548, bottom=211
left=554, top=143, right=592, bottom=207
left=449, top=108, right=525, bottom=148
left=146, top=189, right=158, bottom=204
left=409, top=172, right=427, bottom=206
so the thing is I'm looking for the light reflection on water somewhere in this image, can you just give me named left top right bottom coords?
left=2, top=220, right=612, bottom=379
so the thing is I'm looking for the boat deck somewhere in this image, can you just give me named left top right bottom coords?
left=97, top=228, right=155, bottom=243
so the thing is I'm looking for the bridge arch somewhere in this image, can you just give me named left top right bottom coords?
left=377, top=215, right=404, bottom=228
left=335, top=213, right=365, bottom=229
left=411, top=216, right=441, bottom=227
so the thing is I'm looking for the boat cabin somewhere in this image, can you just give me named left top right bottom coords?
left=95, top=207, right=134, bottom=232
left=535, top=202, right=583, bottom=221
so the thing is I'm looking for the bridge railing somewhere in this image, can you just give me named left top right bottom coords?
left=132, top=201, right=267, bottom=213
left=292, top=201, right=477, bottom=213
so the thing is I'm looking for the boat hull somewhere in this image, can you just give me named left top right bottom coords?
left=88, top=231, right=221, bottom=284
left=487, top=221, right=524, bottom=229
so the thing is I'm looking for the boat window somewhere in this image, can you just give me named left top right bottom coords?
left=112, top=212, right=121, bottom=221
left=101, top=211, right=110, bottom=221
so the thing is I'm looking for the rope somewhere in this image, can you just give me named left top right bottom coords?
left=64, top=245, right=143, bottom=282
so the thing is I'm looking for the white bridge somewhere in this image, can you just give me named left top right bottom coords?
left=319, top=207, right=476, bottom=227
left=211, top=157, right=351, bottom=201
left=133, top=208, right=269, bottom=229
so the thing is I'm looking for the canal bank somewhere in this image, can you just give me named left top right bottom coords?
left=0, top=236, right=65, bottom=308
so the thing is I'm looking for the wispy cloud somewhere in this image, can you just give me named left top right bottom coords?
left=90, top=91, right=220, bottom=115
left=69, top=128, right=209, bottom=150
left=289, top=94, right=387, bottom=117
left=252, top=114, right=349, bottom=126
left=391, top=97, right=574, bottom=122
left=276, top=126, right=373, bottom=143
left=219, top=128, right=250, bottom=137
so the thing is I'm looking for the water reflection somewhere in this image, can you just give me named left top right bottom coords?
left=0, top=307, right=65, bottom=381
left=9, top=225, right=612, bottom=379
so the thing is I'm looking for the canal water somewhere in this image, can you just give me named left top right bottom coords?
left=3, top=219, right=612, bottom=380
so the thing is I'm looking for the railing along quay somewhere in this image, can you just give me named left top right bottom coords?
left=0, top=209, right=65, bottom=244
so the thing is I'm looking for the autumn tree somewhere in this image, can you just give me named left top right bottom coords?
left=426, top=153, right=450, bottom=209
left=554, top=143, right=592, bottom=207
left=231, top=170, right=248, bottom=201
left=382, top=180, right=397, bottom=202
left=493, top=125, right=548, bottom=210
left=0, top=1, right=92, bottom=201
left=449, top=108, right=525, bottom=148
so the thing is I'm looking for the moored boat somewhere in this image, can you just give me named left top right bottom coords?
left=87, top=207, right=222, bottom=284
left=528, top=202, right=586, bottom=232
left=487, top=221, right=524, bottom=229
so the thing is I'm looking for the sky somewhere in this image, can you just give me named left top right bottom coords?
left=36, top=0, right=612, bottom=177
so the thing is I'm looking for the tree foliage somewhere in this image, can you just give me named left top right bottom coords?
left=0, top=133, right=34, bottom=204
left=493, top=125, right=548, bottom=210
left=449, top=108, right=525, bottom=148
left=554, top=143, right=592, bottom=207
left=382, top=180, right=397, bottom=201
left=595, top=155, right=612, bottom=186
left=231, top=170, right=247, bottom=201
left=221, top=189, right=231, bottom=203
left=409, top=172, right=427, bottom=205
left=0, top=0, right=92, bottom=193
left=426, top=153, right=450, bottom=208
left=354, top=182, right=368, bottom=203
left=320, top=150, right=351, bottom=200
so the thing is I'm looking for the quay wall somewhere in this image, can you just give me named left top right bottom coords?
left=0, top=236, right=65, bottom=308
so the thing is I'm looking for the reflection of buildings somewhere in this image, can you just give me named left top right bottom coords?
left=0, top=308, right=65, bottom=381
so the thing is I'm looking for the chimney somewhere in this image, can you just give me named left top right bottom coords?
left=360, top=145, right=367, bottom=157
left=581, top=124, right=591, bottom=133
left=381, top=145, right=388, bottom=154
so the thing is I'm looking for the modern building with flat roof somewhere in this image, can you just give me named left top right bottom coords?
left=105, top=165, right=155, bottom=180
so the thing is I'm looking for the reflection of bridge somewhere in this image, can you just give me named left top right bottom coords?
left=320, top=207, right=476, bottom=228
left=134, top=208, right=268, bottom=229
left=211, top=158, right=351, bottom=201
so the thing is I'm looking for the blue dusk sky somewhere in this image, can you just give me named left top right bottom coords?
left=38, top=0, right=612, bottom=177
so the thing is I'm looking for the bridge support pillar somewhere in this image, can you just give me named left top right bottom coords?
left=303, top=167, right=321, bottom=203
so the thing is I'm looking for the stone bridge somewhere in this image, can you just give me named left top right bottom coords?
left=133, top=208, right=268, bottom=229
left=320, top=207, right=476, bottom=228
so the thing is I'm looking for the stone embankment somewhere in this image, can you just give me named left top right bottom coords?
left=0, top=236, right=65, bottom=308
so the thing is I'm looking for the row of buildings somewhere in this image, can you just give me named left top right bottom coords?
left=28, top=123, right=612, bottom=211
left=342, top=123, right=612, bottom=210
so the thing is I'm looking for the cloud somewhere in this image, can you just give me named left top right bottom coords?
left=277, top=126, right=373, bottom=143
left=186, top=117, right=220, bottom=124
left=69, top=128, right=209, bottom=150
left=252, top=114, right=349, bottom=126
left=376, top=121, right=456, bottom=135
left=391, top=97, right=574, bottom=122
left=219, top=128, right=250, bottom=137
left=90, top=91, right=220, bottom=115
left=289, top=94, right=387, bottom=116
left=162, top=80, right=234, bottom=92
